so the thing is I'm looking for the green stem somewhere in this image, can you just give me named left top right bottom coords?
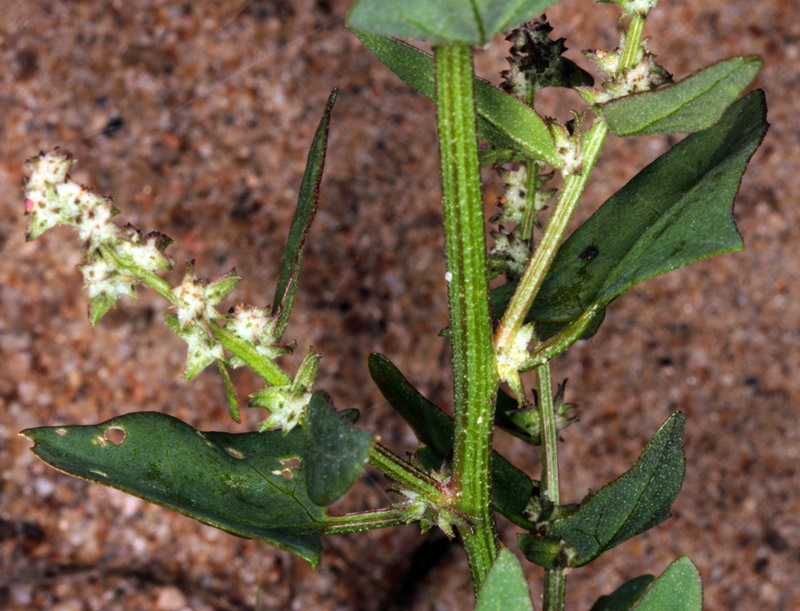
left=621, top=13, right=646, bottom=69
left=535, top=356, right=566, bottom=610
left=209, top=321, right=292, bottom=387
left=322, top=508, right=408, bottom=535
left=535, top=360, right=559, bottom=504
left=519, top=161, right=542, bottom=244
left=434, top=42, right=498, bottom=587
left=495, top=120, right=609, bottom=354
left=100, top=245, right=177, bottom=304
left=368, top=444, right=445, bottom=500
left=520, top=305, right=601, bottom=371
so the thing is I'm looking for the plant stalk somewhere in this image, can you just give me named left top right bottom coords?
left=494, top=120, right=608, bottom=355
left=535, top=357, right=567, bottom=609
left=368, top=443, right=446, bottom=500
left=322, top=508, right=408, bottom=535
left=434, top=42, right=499, bottom=587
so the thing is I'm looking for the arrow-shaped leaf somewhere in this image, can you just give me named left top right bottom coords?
left=352, top=30, right=560, bottom=167
left=368, top=353, right=535, bottom=526
left=347, top=0, right=559, bottom=46
left=634, top=557, right=703, bottom=610
left=22, top=412, right=328, bottom=566
left=304, top=392, right=375, bottom=506
left=601, top=56, right=762, bottom=136
left=272, top=88, right=338, bottom=339
left=476, top=547, right=534, bottom=611
left=521, top=90, right=767, bottom=326
left=520, top=412, right=686, bottom=567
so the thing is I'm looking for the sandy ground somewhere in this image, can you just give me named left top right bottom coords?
left=1, top=0, right=798, bottom=609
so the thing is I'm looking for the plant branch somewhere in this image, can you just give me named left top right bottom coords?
left=368, top=444, right=445, bottom=500
left=321, top=508, right=408, bottom=535
left=434, top=42, right=499, bottom=587
left=494, top=120, right=608, bottom=355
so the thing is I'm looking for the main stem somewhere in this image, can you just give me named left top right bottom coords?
left=434, top=42, right=499, bottom=588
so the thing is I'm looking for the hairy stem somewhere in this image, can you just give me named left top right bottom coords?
left=368, top=444, right=446, bottom=500
left=434, top=42, right=499, bottom=587
left=494, top=120, right=608, bottom=354
left=322, top=508, right=408, bottom=535
left=535, top=358, right=567, bottom=609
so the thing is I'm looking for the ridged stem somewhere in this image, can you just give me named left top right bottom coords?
left=434, top=42, right=499, bottom=588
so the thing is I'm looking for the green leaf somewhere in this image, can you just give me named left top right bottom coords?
left=542, top=412, right=686, bottom=567
left=602, top=56, right=762, bottom=136
left=205, top=269, right=242, bottom=305
left=22, top=412, right=327, bottom=566
left=272, top=88, right=338, bottom=340
left=634, top=557, right=703, bottom=610
left=303, top=392, right=375, bottom=506
left=368, top=353, right=536, bottom=526
left=525, top=91, right=768, bottom=327
left=216, top=360, right=241, bottom=423
left=476, top=548, right=534, bottom=611
left=351, top=31, right=560, bottom=166
left=590, top=575, right=656, bottom=611
left=347, top=0, right=559, bottom=46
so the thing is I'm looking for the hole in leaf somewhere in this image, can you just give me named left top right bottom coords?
left=96, top=436, right=107, bottom=447
left=103, top=427, right=127, bottom=446
left=280, top=458, right=301, bottom=469
left=56, top=428, right=67, bottom=436
left=225, top=447, right=245, bottom=459
left=271, top=468, right=294, bottom=479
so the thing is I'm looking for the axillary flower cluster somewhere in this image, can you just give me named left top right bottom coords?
left=24, top=149, right=317, bottom=432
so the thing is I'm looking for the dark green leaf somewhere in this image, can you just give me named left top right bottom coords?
left=22, top=412, right=327, bottom=566
left=545, top=412, right=686, bottom=566
left=304, top=392, right=375, bottom=506
left=590, top=575, right=656, bottom=611
left=634, top=557, right=703, bottom=610
left=351, top=31, right=560, bottom=166
left=476, top=547, right=533, bottom=611
left=525, top=91, right=768, bottom=327
left=602, top=56, right=762, bottom=136
left=347, top=0, right=559, bottom=46
left=368, top=353, right=535, bottom=526
left=272, top=88, right=338, bottom=339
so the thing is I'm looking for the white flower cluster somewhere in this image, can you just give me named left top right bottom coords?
left=577, top=32, right=671, bottom=106
left=24, top=150, right=174, bottom=323
left=24, top=149, right=320, bottom=426
left=495, top=322, right=535, bottom=406
left=249, top=348, right=320, bottom=433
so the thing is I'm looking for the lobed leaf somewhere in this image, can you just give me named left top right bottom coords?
left=475, top=547, right=534, bottom=611
left=524, top=412, right=686, bottom=567
left=272, top=88, right=338, bottom=339
left=602, top=56, right=762, bottom=136
left=347, top=0, right=559, bottom=46
left=351, top=31, right=560, bottom=166
left=303, top=392, right=375, bottom=506
left=501, top=91, right=768, bottom=329
left=22, top=412, right=328, bottom=566
left=634, top=557, right=703, bottom=610
left=368, top=353, right=535, bottom=526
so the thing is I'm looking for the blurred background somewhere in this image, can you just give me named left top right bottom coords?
left=1, top=0, right=797, bottom=608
